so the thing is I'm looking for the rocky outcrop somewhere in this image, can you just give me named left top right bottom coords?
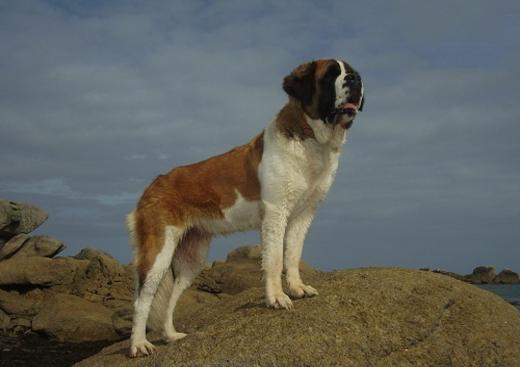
left=0, top=288, right=45, bottom=316
left=32, top=293, right=120, bottom=342
left=10, top=235, right=65, bottom=259
left=0, top=250, right=132, bottom=340
left=425, top=266, right=520, bottom=285
left=0, top=199, right=66, bottom=263
left=0, top=233, right=30, bottom=260
left=495, top=268, right=520, bottom=284
left=466, top=265, right=497, bottom=284
left=74, top=268, right=520, bottom=367
left=0, top=199, right=48, bottom=240
left=0, top=257, right=89, bottom=286
left=71, top=248, right=133, bottom=309
left=0, top=199, right=136, bottom=341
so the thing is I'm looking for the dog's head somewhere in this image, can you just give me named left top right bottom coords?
left=283, top=59, right=364, bottom=129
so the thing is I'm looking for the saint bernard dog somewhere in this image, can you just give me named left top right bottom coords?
left=127, top=58, right=364, bottom=357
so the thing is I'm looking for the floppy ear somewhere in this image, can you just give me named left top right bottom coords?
left=359, top=95, right=365, bottom=111
left=282, top=61, right=317, bottom=106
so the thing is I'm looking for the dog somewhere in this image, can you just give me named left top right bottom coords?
left=127, top=58, right=364, bottom=357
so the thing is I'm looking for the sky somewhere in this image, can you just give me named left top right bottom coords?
left=1, top=0, right=519, bottom=274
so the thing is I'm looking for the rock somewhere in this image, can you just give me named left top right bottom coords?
left=32, top=293, right=119, bottom=342
left=431, top=268, right=468, bottom=282
left=0, top=308, right=9, bottom=330
left=9, top=235, right=65, bottom=259
left=466, top=265, right=497, bottom=284
left=71, top=249, right=133, bottom=309
left=494, top=269, right=520, bottom=284
left=0, top=233, right=30, bottom=260
left=74, top=247, right=114, bottom=261
left=9, top=317, right=32, bottom=333
left=111, top=308, right=133, bottom=338
left=225, top=244, right=262, bottom=261
left=0, top=199, right=48, bottom=240
left=73, top=268, right=520, bottom=367
left=0, top=257, right=89, bottom=286
left=0, top=288, right=45, bottom=316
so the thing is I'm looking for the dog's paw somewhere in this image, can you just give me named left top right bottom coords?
left=288, top=283, right=319, bottom=299
left=164, top=331, right=187, bottom=343
left=266, top=292, right=293, bottom=310
left=129, top=339, right=156, bottom=358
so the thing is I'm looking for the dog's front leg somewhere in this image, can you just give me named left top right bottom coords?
left=284, top=204, right=319, bottom=299
left=261, top=201, right=293, bottom=309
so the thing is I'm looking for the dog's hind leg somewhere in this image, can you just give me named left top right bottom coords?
left=163, top=228, right=211, bottom=342
left=129, top=219, right=183, bottom=358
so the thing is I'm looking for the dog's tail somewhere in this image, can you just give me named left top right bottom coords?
left=127, top=210, right=175, bottom=332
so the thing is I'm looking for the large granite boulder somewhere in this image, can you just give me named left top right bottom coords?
left=466, top=265, right=497, bottom=284
left=73, top=268, right=520, bottom=367
left=0, top=233, right=30, bottom=260
left=32, top=293, right=120, bottom=342
left=0, top=288, right=45, bottom=316
left=0, top=199, right=48, bottom=240
left=9, top=235, right=65, bottom=259
left=71, top=248, right=133, bottom=309
left=494, top=268, right=520, bottom=284
left=0, top=257, right=89, bottom=286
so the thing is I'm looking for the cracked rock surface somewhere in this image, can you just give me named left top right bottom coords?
left=73, top=268, right=520, bottom=367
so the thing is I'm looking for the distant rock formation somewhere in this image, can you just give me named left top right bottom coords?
left=424, top=266, right=520, bottom=285
left=495, top=269, right=520, bottom=284
left=466, top=265, right=497, bottom=284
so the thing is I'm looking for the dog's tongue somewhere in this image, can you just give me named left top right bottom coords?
left=339, top=102, right=358, bottom=111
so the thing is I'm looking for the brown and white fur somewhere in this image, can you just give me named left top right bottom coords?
left=127, top=59, right=364, bottom=357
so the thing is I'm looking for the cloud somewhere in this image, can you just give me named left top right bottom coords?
left=0, top=178, right=138, bottom=207
left=0, top=0, right=519, bottom=272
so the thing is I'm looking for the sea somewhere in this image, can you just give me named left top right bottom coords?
left=476, top=284, right=520, bottom=311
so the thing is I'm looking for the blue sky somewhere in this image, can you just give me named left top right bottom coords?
left=1, top=0, right=519, bottom=273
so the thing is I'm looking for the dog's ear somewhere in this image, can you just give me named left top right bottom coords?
left=359, top=95, right=365, bottom=111
left=283, top=61, right=317, bottom=106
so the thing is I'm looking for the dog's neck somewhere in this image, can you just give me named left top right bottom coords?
left=275, top=99, right=315, bottom=141
left=275, top=99, right=347, bottom=149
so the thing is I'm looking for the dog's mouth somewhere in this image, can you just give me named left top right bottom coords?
left=335, top=102, right=359, bottom=117
left=326, top=101, right=359, bottom=126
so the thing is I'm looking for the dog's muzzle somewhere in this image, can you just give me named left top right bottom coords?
left=326, top=102, right=359, bottom=124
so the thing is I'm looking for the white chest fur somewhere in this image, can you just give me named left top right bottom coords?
left=260, top=119, right=345, bottom=215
